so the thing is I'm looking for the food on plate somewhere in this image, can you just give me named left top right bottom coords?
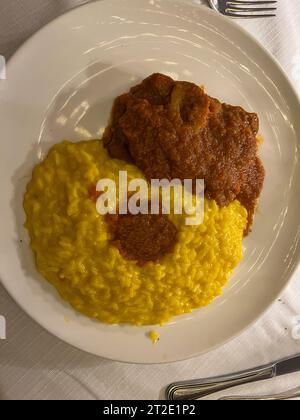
left=24, top=140, right=247, bottom=326
left=106, top=210, right=178, bottom=266
left=23, top=73, right=265, bottom=326
left=103, top=73, right=265, bottom=234
left=148, top=331, right=160, bottom=344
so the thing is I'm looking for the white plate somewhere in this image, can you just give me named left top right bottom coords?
left=0, top=0, right=300, bottom=364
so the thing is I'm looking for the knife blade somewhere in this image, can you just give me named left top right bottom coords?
left=275, top=354, right=300, bottom=376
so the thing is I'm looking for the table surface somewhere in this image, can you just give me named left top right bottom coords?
left=1, top=0, right=300, bottom=400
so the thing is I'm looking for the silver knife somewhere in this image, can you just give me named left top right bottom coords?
left=166, top=354, right=300, bottom=400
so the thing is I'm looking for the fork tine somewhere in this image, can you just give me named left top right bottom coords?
left=225, top=0, right=277, bottom=16
left=226, top=7, right=277, bottom=12
left=225, top=12, right=276, bottom=18
left=226, top=1, right=277, bottom=4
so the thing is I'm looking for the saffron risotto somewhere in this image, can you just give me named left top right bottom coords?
left=24, top=140, right=247, bottom=326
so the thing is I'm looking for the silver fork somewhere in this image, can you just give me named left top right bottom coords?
left=208, top=0, right=277, bottom=18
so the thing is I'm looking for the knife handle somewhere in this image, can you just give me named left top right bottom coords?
left=166, top=363, right=276, bottom=400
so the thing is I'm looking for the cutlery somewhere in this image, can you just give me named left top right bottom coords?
left=166, top=354, right=300, bottom=400
left=208, top=0, right=277, bottom=18
left=219, top=385, right=300, bottom=400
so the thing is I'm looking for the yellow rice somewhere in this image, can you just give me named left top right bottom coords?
left=23, top=140, right=247, bottom=326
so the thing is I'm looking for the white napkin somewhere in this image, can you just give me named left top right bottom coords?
left=0, top=0, right=300, bottom=400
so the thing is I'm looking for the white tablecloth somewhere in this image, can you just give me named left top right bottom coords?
left=1, top=0, right=300, bottom=400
